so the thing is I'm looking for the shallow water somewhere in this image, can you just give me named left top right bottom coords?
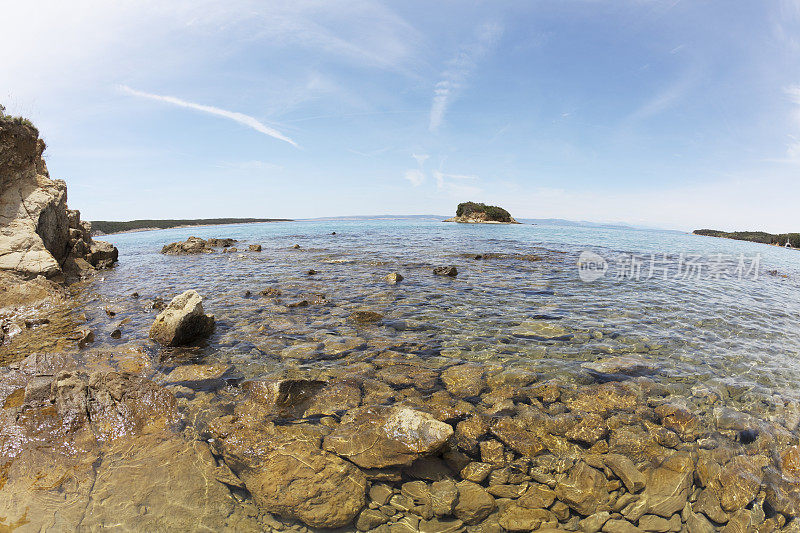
left=93, top=219, right=800, bottom=406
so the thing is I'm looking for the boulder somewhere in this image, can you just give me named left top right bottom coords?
left=323, top=406, right=454, bottom=468
left=385, top=272, right=404, bottom=284
left=248, top=244, right=262, bottom=252
left=161, top=237, right=214, bottom=255
left=433, top=266, right=458, bottom=277
left=149, top=290, right=215, bottom=346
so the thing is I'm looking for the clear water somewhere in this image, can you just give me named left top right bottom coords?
left=90, top=219, right=800, bottom=408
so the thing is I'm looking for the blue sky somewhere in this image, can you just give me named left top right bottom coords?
left=3, top=0, right=800, bottom=231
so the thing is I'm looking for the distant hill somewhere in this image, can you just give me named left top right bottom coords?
left=91, top=218, right=292, bottom=235
left=299, top=215, right=446, bottom=221
left=693, top=229, right=800, bottom=247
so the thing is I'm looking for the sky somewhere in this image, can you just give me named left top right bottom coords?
left=2, top=0, right=800, bottom=232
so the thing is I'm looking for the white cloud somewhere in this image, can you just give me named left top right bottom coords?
left=412, top=153, right=430, bottom=166
left=404, top=169, right=425, bottom=186
left=119, top=85, right=298, bottom=147
left=429, top=22, right=503, bottom=132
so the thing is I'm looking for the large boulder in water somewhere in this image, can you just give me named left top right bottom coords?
left=149, top=290, right=215, bottom=346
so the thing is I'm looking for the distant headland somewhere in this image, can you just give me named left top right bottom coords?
left=693, top=229, right=799, bottom=248
left=91, top=218, right=292, bottom=236
left=443, top=202, right=520, bottom=224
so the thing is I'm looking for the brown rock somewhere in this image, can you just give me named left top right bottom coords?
left=555, top=461, right=609, bottom=516
left=453, top=480, right=496, bottom=524
left=604, top=454, right=646, bottom=493
left=323, top=406, right=454, bottom=468
left=643, top=452, right=694, bottom=518
left=148, top=290, right=215, bottom=346
left=441, top=363, right=485, bottom=397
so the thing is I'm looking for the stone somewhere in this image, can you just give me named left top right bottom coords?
left=161, top=237, right=215, bottom=255
left=236, top=439, right=367, bottom=529
left=643, top=452, right=694, bottom=518
left=357, top=508, right=390, bottom=531
left=654, top=404, right=700, bottom=442
left=566, top=412, right=608, bottom=444
left=323, top=406, right=454, bottom=468
left=165, top=363, right=233, bottom=388
left=430, top=479, right=458, bottom=516
left=350, top=310, right=384, bottom=324
left=418, top=517, right=464, bottom=533
left=453, top=481, right=496, bottom=525
left=555, top=461, right=610, bottom=516
left=579, top=511, right=611, bottom=533
left=385, top=272, right=404, bottom=284
left=149, top=290, right=215, bottom=346
left=370, top=483, right=394, bottom=505
left=604, top=454, right=646, bottom=493
left=693, top=488, right=728, bottom=524
left=581, top=355, right=658, bottom=378
left=460, top=462, right=492, bottom=483
left=242, top=378, right=325, bottom=417
left=602, top=519, right=643, bottom=533
left=518, top=484, right=556, bottom=509
left=498, top=505, right=557, bottom=531
left=441, top=363, right=485, bottom=396
left=433, top=266, right=458, bottom=277
left=711, top=455, right=763, bottom=512
left=637, top=514, right=675, bottom=532
left=781, top=444, right=800, bottom=482
left=511, top=320, right=569, bottom=339
left=88, top=240, right=118, bottom=268
left=490, top=418, right=546, bottom=457
left=248, top=244, right=262, bottom=252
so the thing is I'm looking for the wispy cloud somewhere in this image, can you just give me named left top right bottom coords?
left=119, top=85, right=298, bottom=147
left=404, top=169, right=425, bottom=186
left=429, top=22, right=503, bottom=132
left=783, top=85, right=800, bottom=159
left=433, top=171, right=482, bottom=196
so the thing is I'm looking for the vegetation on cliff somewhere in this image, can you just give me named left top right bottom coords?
left=91, top=218, right=292, bottom=235
left=694, top=229, right=800, bottom=248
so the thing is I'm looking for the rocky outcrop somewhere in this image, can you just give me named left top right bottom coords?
left=0, top=116, right=117, bottom=280
left=149, top=290, right=215, bottom=346
left=443, top=201, right=520, bottom=224
left=161, top=237, right=237, bottom=255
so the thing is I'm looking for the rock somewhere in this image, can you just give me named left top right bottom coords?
left=460, top=462, right=493, bottom=483
left=161, top=237, right=215, bottom=255
left=307, top=269, right=317, bottom=275
left=242, top=377, right=326, bottom=417
left=0, top=117, right=117, bottom=279
left=149, top=290, right=215, bottom=346
left=643, top=452, right=694, bottom=518
left=581, top=355, right=658, bottom=378
left=206, top=238, right=236, bottom=247
left=604, top=454, right=646, bottom=493
left=238, top=439, right=366, bottom=528
left=165, top=363, right=233, bottom=388
left=498, top=505, right=557, bottom=531
left=518, top=484, right=556, bottom=509
left=370, top=483, right=394, bottom=506
left=453, top=481, right=496, bottom=525
left=357, top=508, right=390, bottom=531
left=248, top=244, right=262, bottom=252
left=566, top=412, right=608, bottom=445
left=385, top=272, right=404, bottom=284
left=579, top=511, right=611, bottom=533
left=324, top=406, right=454, bottom=468
left=433, top=266, right=458, bottom=277
left=444, top=202, right=520, bottom=224
left=511, top=320, right=569, bottom=339
left=88, top=240, right=118, bottom=268
left=441, top=364, right=485, bottom=397
left=654, top=404, right=700, bottom=442
left=638, top=514, right=678, bottom=532
left=430, top=479, right=458, bottom=516
left=710, top=455, right=763, bottom=512
left=555, top=461, right=609, bottom=516
left=350, top=310, right=384, bottom=324
left=602, top=519, right=643, bottom=533
left=418, top=517, right=464, bottom=533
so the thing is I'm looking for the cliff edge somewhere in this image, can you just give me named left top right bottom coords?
left=0, top=114, right=118, bottom=282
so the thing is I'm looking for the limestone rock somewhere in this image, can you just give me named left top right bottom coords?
left=324, top=406, right=454, bottom=468
left=433, top=266, right=458, bottom=277
left=555, top=461, right=609, bottom=516
left=385, top=272, right=404, bottom=284
left=149, top=290, right=215, bottom=346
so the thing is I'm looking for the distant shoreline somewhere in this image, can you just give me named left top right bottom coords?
left=91, top=218, right=292, bottom=236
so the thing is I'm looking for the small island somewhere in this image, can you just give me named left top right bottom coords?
left=444, top=201, right=520, bottom=224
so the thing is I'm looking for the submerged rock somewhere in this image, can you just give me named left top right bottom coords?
left=149, top=290, right=215, bottom=346
left=433, top=266, right=458, bottom=277
left=323, top=406, right=454, bottom=468
left=248, top=244, right=262, bottom=252
left=350, top=310, right=384, bottom=324
left=385, top=272, right=404, bottom=284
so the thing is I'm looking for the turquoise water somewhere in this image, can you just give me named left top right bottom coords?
left=90, top=219, right=800, bottom=408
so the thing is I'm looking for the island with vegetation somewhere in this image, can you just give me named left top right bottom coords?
left=443, top=201, right=520, bottom=224
left=693, top=229, right=800, bottom=248
left=91, top=218, right=292, bottom=235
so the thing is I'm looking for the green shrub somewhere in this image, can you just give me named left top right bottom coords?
left=456, top=202, right=512, bottom=221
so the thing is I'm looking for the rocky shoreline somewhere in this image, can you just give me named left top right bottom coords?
left=1, top=123, right=799, bottom=531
